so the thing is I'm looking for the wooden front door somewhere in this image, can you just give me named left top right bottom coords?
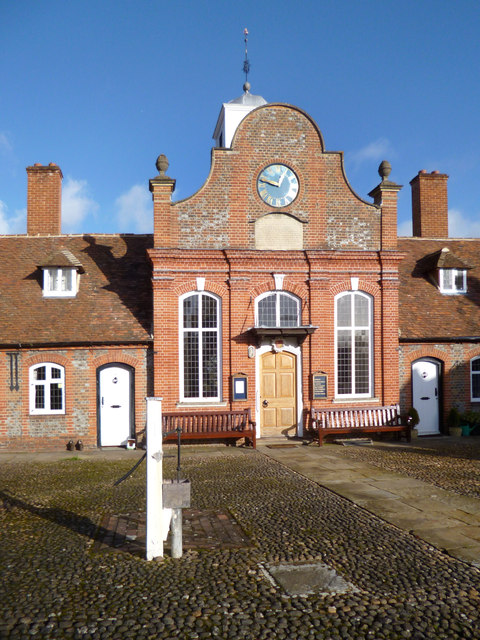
left=260, top=351, right=297, bottom=437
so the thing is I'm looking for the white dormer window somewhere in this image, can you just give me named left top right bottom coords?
left=439, top=269, right=466, bottom=294
left=43, top=267, right=78, bottom=297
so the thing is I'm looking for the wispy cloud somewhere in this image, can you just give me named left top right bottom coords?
left=448, top=208, right=480, bottom=238
left=0, top=132, right=13, bottom=154
left=0, top=200, right=26, bottom=234
left=115, top=184, right=152, bottom=233
left=62, top=177, right=98, bottom=232
left=346, top=138, right=394, bottom=170
left=398, top=208, right=480, bottom=238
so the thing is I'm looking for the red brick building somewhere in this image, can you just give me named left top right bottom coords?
left=1, top=90, right=479, bottom=449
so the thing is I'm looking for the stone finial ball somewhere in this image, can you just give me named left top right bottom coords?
left=378, top=160, right=392, bottom=180
left=156, top=154, right=169, bottom=176
left=243, top=81, right=251, bottom=93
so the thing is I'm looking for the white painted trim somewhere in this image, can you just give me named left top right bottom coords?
left=274, top=273, right=285, bottom=290
left=255, top=341, right=303, bottom=438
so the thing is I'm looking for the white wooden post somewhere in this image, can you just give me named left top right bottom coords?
left=146, top=397, right=165, bottom=561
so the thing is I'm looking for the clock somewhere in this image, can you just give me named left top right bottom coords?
left=257, top=163, right=299, bottom=208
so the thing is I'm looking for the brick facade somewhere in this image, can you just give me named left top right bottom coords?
left=0, top=346, right=151, bottom=450
left=149, top=103, right=403, bottom=437
left=1, top=95, right=477, bottom=449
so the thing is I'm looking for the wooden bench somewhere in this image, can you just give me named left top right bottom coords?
left=310, top=404, right=411, bottom=447
left=162, top=408, right=256, bottom=448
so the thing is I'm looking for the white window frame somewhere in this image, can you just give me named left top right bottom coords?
left=255, top=291, right=301, bottom=327
left=439, top=268, right=466, bottom=294
left=29, top=363, right=66, bottom=415
left=179, top=292, right=221, bottom=402
left=471, top=357, right=480, bottom=402
left=43, top=267, right=78, bottom=297
left=335, top=291, right=373, bottom=398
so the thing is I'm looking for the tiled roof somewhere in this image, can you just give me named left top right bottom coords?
left=0, top=234, right=153, bottom=346
left=398, top=238, right=480, bottom=340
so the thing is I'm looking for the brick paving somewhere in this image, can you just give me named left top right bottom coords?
left=93, top=508, right=252, bottom=557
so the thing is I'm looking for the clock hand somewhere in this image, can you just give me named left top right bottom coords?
left=278, top=168, right=288, bottom=187
left=259, top=176, right=280, bottom=187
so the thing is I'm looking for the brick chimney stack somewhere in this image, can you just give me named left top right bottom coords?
left=410, top=170, right=448, bottom=238
left=26, top=163, right=63, bottom=235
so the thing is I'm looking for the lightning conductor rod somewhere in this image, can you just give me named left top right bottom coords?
left=243, top=27, right=250, bottom=89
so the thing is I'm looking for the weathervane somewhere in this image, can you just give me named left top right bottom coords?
left=243, top=28, right=250, bottom=88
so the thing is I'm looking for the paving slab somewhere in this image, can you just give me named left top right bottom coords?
left=258, top=439, right=480, bottom=566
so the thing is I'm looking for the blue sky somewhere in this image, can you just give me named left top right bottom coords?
left=1, top=1, right=479, bottom=236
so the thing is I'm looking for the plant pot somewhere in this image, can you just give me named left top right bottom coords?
left=449, top=426, right=462, bottom=437
left=410, top=428, right=418, bottom=439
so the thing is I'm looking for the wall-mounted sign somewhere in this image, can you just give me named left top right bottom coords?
left=232, top=374, right=248, bottom=401
left=312, top=372, right=327, bottom=399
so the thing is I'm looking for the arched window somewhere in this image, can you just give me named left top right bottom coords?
left=29, top=363, right=65, bottom=414
left=471, top=357, right=480, bottom=401
left=335, top=291, right=373, bottom=397
left=256, top=292, right=301, bottom=328
left=180, top=292, right=221, bottom=401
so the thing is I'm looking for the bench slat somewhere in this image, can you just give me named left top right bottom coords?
left=311, top=404, right=409, bottom=446
left=162, top=408, right=256, bottom=448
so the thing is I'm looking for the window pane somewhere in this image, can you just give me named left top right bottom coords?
left=183, top=296, right=198, bottom=328
left=455, top=271, right=465, bottom=291
left=354, top=295, right=369, bottom=326
left=202, top=331, right=218, bottom=397
left=61, top=269, right=71, bottom=291
left=258, top=294, right=276, bottom=326
left=50, top=384, right=63, bottom=410
left=337, top=296, right=351, bottom=327
left=47, top=268, right=58, bottom=291
left=473, top=373, right=480, bottom=399
left=472, top=359, right=480, bottom=372
left=183, top=332, right=199, bottom=397
left=202, top=295, right=217, bottom=328
left=337, top=330, right=352, bottom=395
left=442, top=270, right=453, bottom=289
left=355, top=330, right=370, bottom=394
left=280, top=294, right=299, bottom=327
left=34, top=366, right=46, bottom=381
left=35, top=385, right=45, bottom=409
left=51, top=367, right=61, bottom=379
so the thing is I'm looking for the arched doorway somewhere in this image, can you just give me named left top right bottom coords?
left=97, top=364, right=134, bottom=446
left=412, top=358, right=441, bottom=435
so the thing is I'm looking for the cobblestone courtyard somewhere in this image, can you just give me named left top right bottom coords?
left=1, top=441, right=480, bottom=639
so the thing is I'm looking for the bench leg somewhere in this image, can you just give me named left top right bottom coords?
left=318, top=432, right=324, bottom=447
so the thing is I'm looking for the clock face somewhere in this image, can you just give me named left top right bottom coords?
left=257, top=164, right=299, bottom=208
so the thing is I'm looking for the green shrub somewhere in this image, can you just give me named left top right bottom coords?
left=447, top=407, right=461, bottom=430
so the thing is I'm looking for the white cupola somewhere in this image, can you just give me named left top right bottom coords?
left=213, top=82, right=267, bottom=148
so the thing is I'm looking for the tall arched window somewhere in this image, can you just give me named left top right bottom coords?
left=471, top=357, right=480, bottom=401
left=29, top=363, right=65, bottom=414
left=256, top=291, right=301, bottom=327
left=180, top=292, right=221, bottom=401
left=335, top=291, right=373, bottom=397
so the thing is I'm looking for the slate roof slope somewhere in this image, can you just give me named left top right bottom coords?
left=398, top=238, right=480, bottom=340
left=0, top=234, right=153, bottom=346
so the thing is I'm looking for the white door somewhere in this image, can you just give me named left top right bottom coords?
left=99, top=365, right=132, bottom=446
left=412, top=359, right=440, bottom=435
